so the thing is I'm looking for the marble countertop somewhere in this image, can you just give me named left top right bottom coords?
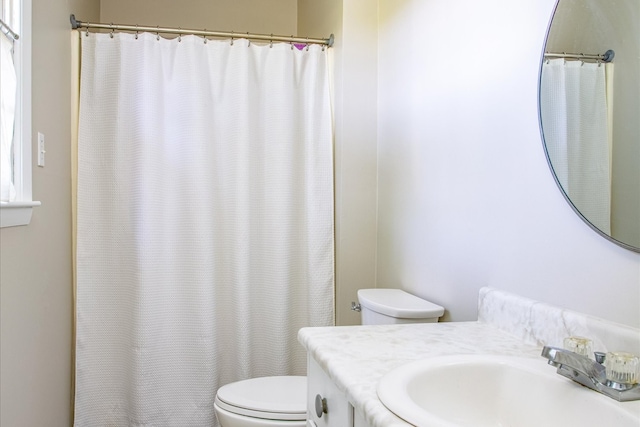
left=299, top=321, right=542, bottom=427
left=298, top=288, right=640, bottom=427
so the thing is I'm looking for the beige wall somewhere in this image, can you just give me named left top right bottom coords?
left=299, top=0, right=379, bottom=326
left=2, top=1, right=639, bottom=425
left=0, top=1, right=100, bottom=426
left=0, top=1, right=298, bottom=426
left=100, top=0, right=297, bottom=37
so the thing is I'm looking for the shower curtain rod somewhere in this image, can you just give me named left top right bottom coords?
left=70, top=14, right=334, bottom=47
left=544, top=49, right=614, bottom=63
left=0, top=18, right=19, bottom=40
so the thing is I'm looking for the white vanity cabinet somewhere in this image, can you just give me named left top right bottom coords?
left=306, top=356, right=372, bottom=427
left=353, top=409, right=370, bottom=427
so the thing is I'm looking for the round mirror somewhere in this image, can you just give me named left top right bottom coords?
left=539, top=0, right=639, bottom=253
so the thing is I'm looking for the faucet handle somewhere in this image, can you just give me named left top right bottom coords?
left=604, top=352, right=639, bottom=387
left=563, top=336, right=593, bottom=358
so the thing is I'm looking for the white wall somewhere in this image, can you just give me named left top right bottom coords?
left=376, top=0, right=640, bottom=326
left=545, top=0, right=640, bottom=250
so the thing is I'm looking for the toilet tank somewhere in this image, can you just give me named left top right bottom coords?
left=357, top=289, right=444, bottom=325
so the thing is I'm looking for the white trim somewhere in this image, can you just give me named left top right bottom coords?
left=13, top=0, right=32, bottom=202
left=0, top=201, right=41, bottom=227
left=1, top=0, right=39, bottom=228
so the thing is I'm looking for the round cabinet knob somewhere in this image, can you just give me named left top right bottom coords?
left=314, top=394, right=328, bottom=418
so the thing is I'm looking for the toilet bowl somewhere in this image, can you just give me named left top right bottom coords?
left=214, top=289, right=443, bottom=426
left=214, top=376, right=306, bottom=427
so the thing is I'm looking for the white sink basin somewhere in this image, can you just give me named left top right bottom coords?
left=377, top=354, right=640, bottom=427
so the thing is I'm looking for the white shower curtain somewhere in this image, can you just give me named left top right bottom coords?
left=540, top=58, right=612, bottom=234
left=74, top=32, right=334, bottom=426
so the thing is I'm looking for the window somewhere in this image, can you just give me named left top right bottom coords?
left=1, top=0, right=38, bottom=227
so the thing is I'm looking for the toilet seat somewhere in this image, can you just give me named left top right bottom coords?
left=215, top=376, right=306, bottom=421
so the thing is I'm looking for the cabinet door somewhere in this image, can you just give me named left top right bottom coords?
left=353, top=409, right=372, bottom=427
left=307, top=355, right=353, bottom=427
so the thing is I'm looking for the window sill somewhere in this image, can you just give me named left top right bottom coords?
left=0, top=201, right=41, bottom=228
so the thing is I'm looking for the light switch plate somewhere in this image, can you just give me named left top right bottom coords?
left=37, top=132, right=45, bottom=167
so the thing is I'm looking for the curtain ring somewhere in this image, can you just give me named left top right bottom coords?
left=270, top=34, right=273, bottom=48
left=203, top=30, right=207, bottom=44
left=306, top=37, right=310, bottom=51
left=85, top=25, right=89, bottom=37
left=135, top=24, right=139, bottom=40
left=230, top=31, right=234, bottom=46
left=178, top=28, right=182, bottom=43
left=109, top=23, right=114, bottom=39
left=247, top=32, right=250, bottom=47
left=156, top=26, right=160, bottom=41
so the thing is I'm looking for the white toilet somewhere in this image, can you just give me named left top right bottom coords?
left=214, top=376, right=307, bottom=427
left=213, top=289, right=444, bottom=426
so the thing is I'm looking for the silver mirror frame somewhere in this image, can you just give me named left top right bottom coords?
left=537, top=0, right=640, bottom=254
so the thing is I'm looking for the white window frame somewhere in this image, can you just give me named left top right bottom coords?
left=1, top=0, right=40, bottom=228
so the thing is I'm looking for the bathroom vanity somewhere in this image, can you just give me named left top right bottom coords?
left=299, top=288, right=640, bottom=427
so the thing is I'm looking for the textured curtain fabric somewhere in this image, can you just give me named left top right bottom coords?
left=75, top=32, right=334, bottom=426
left=1, top=34, right=16, bottom=202
left=540, top=58, right=611, bottom=234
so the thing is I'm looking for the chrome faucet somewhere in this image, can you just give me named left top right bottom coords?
left=541, top=346, right=640, bottom=402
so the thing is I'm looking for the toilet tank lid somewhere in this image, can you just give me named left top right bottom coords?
left=357, top=289, right=444, bottom=319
